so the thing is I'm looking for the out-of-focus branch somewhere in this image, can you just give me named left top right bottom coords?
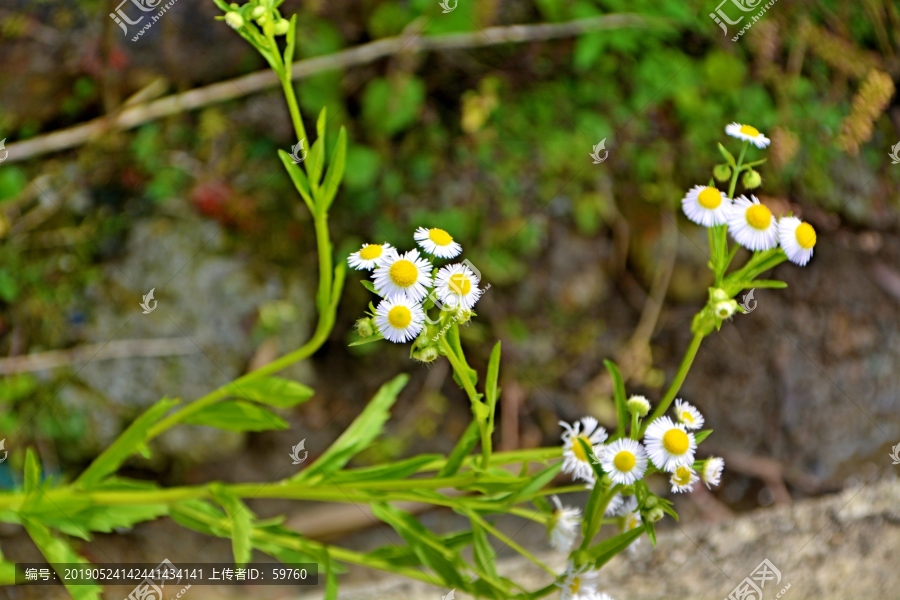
left=2, top=14, right=649, bottom=163
left=0, top=338, right=200, bottom=375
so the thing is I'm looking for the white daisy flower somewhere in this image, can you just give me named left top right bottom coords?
left=725, top=122, right=771, bottom=148
left=600, top=439, right=648, bottom=486
left=673, top=399, right=704, bottom=430
left=702, top=457, right=725, bottom=489
left=605, top=494, right=637, bottom=519
left=374, top=296, right=425, bottom=343
left=434, top=263, right=482, bottom=310
left=778, top=216, right=817, bottom=266
left=548, top=495, right=581, bottom=553
left=347, top=243, right=393, bottom=270
left=681, top=185, right=731, bottom=227
left=670, top=465, right=700, bottom=493
left=623, top=506, right=642, bottom=533
left=644, top=416, right=697, bottom=472
left=560, top=417, right=608, bottom=483
left=728, top=195, right=778, bottom=251
left=372, top=248, right=433, bottom=301
left=414, top=227, right=462, bottom=259
left=557, top=561, right=600, bottom=600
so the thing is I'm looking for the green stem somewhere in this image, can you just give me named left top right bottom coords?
left=467, top=511, right=556, bottom=576
left=439, top=335, right=491, bottom=469
left=630, top=412, right=640, bottom=440
left=642, top=331, right=705, bottom=435
left=727, top=141, right=748, bottom=199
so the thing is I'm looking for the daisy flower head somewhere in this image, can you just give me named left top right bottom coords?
left=557, top=561, right=600, bottom=600
left=434, top=263, right=482, bottom=310
left=347, top=243, right=393, bottom=270
left=725, top=122, right=771, bottom=148
left=644, top=416, right=697, bottom=472
left=600, top=438, right=648, bottom=486
left=623, top=506, right=642, bottom=533
left=728, top=195, right=778, bottom=251
left=414, top=227, right=462, bottom=259
left=372, top=248, right=433, bottom=301
left=560, top=417, right=608, bottom=483
left=673, top=399, right=704, bottom=430
left=374, top=296, right=425, bottom=343
left=681, top=185, right=731, bottom=227
left=702, top=457, right=725, bottom=488
left=548, top=495, right=582, bottom=553
left=670, top=465, right=700, bottom=493
left=778, top=216, right=817, bottom=266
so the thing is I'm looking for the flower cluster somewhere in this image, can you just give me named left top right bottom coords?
left=348, top=228, right=483, bottom=356
left=682, top=123, right=817, bottom=267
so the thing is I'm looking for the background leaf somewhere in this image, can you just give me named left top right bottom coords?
left=181, top=400, right=288, bottom=432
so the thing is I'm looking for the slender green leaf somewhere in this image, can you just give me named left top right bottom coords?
left=485, top=341, right=501, bottom=437
left=580, top=525, right=644, bottom=568
left=360, top=279, right=378, bottom=294
left=747, top=279, right=787, bottom=289
left=283, top=15, right=297, bottom=66
left=471, top=519, right=498, bottom=580
left=604, top=359, right=627, bottom=437
left=694, top=429, right=713, bottom=444
left=348, top=333, right=384, bottom=347
left=505, top=462, right=561, bottom=506
left=307, top=138, right=325, bottom=193
left=23, top=448, right=41, bottom=495
left=321, top=127, right=347, bottom=211
left=439, top=420, right=480, bottom=477
left=371, top=503, right=466, bottom=589
left=293, top=374, right=408, bottom=481
left=323, top=550, right=339, bottom=600
left=229, top=377, right=314, bottom=408
left=77, top=397, right=179, bottom=488
left=316, top=107, right=327, bottom=149
left=21, top=518, right=102, bottom=600
left=182, top=400, right=288, bottom=432
left=717, top=142, right=736, bottom=166
left=211, top=485, right=254, bottom=566
left=329, top=454, right=440, bottom=483
left=278, top=150, right=314, bottom=210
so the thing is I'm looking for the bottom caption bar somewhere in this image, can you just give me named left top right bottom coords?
left=15, top=560, right=318, bottom=586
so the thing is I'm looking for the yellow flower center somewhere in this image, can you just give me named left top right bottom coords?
left=745, top=204, right=772, bottom=230
left=698, top=187, right=722, bottom=209
left=681, top=411, right=695, bottom=425
left=448, top=273, right=471, bottom=295
left=795, top=222, right=816, bottom=249
left=387, top=305, right=412, bottom=329
left=572, top=435, right=591, bottom=462
left=389, top=260, right=418, bottom=288
left=614, top=450, right=636, bottom=472
left=568, top=577, right=581, bottom=593
left=739, top=124, right=760, bottom=137
left=359, top=244, right=382, bottom=260
left=662, top=429, right=689, bottom=455
left=428, top=228, right=453, bottom=246
left=673, top=466, right=693, bottom=486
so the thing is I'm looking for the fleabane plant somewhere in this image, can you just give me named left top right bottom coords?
left=0, top=1, right=820, bottom=598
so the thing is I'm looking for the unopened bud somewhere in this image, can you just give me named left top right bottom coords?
left=412, top=346, right=440, bottom=363
left=356, top=318, right=375, bottom=339
left=646, top=507, right=665, bottom=523
left=224, top=11, right=244, bottom=29
left=742, top=169, right=762, bottom=189
left=626, top=395, right=651, bottom=417
left=273, top=19, right=290, bottom=35
left=251, top=5, right=265, bottom=18
left=710, top=288, right=729, bottom=303
left=713, top=164, right=732, bottom=182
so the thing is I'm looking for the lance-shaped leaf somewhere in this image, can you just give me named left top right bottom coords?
left=211, top=485, right=254, bottom=566
left=76, top=397, right=179, bottom=488
left=320, top=126, right=347, bottom=211
left=21, top=518, right=102, bottom=600
left=181, top=400, right=287, bottom=432
left=227, top=376, right=314, bottom=409
left=604, top=359, right=627, bottom=437
left=278, top=150, right=314, bottom=211
left=439, top=420, right=480, bottom=477
left=293, top=374, right=408, bottom=481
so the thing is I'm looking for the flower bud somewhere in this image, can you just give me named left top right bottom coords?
left=273, top=19, right=290, bottom=35
left=742, top=169, right=762, bottom=189
left=626, top=395, right=651, bottom=417
left=224, top=11, right=244, bottom=29
left=646, top=507, right=665, bottom=523
left=710, top=288, right=729, bottom=303
left=412, top=346, right=440, bottom=363
left=455, top=309, right=474, bottom=325
left=355, top=318, right=375, bottom=339
left=713, top=163, right=732, bottom=182
left=714, top=300, right=738, bottom=320
left=643, top=495, right=659, bottom=509
left=229, top=3, right=239, bottom=8
left=251, top=5, right=265, bottom=18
